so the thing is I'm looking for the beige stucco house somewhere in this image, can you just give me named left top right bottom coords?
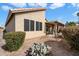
left=5, top=8, right=64, bottom=39
left=5, top=8, right=47, bottom=39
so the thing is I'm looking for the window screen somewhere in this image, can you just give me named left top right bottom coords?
left=24, top=19, right=29, bottom=31
left=40, top=22, right=42, bottom=30
left=30, top=20, right=34, bottom=31
left=36, top=21, right=39, bottom=31
left=36, top=21, right=42, bottom=31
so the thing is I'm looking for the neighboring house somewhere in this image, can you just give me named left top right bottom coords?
left=45, top=21, right=64, bottom=34
left=5, top=8, right=64, bottom=39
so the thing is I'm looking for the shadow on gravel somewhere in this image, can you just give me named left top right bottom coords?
left=1, top=45, right=10, bottom=52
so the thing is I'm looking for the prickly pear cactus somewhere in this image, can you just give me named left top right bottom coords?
left=26, top=43, right=51, bottom=56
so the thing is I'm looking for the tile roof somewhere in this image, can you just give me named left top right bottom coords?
left=46, top=21, right=64, bottom=26
left=11, top=8, right=46, bottom=13
left=5, top=8, right=46, bottom=26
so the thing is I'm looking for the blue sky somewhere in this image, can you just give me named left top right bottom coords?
left=0, top=3, right=79, bottom=27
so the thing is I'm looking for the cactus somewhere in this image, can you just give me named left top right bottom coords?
left=26, top=43, right=51, bottom=56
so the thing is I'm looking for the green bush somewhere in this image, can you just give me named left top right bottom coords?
left=62, top=26, right=79, bottom=50
left=4, top=32, right=25, bottom=51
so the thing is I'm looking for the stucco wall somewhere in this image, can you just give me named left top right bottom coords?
left=15, top=11, right=46, bottom=39
left=5, top=16, right=15, bottom=32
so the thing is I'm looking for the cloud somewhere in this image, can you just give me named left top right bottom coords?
left=55, top=17, right=65, bottom=24
left=73, top=11, right=79, bottom=16
left=1, top=5, right=13, bottom=10
left=28, top=3, right=38, bottom=7
left=28, top=3, right=65, bottom=9
left=71, top=3, right=79, bottom=7
left=36, top=3, right=47, bottom=7
left=10, top=3, right=26, bottom=7
left=49, top=3, right=65, bottom=9
left=28, top=3, right=47, bottom=7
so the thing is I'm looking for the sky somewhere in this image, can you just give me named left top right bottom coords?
left=0, top=3, right=79, bottom=27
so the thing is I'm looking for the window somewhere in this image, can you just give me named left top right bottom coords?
left=24, top=19, right=29, bottom=31
left=36, top=21, right=39, bottom=31
left=30, top=20, right=34, bottom=31
left=24, top=19, right=42, bottom=31
left=36, top=21, right=42, bottom=31
left=40, top=22, right=42, bottom=30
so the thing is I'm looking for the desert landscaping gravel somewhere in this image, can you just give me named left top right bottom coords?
left=0, top=34, right=79, bottom=56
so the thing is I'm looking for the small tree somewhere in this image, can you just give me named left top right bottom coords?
left=77, top=12, right=79, bottom=24
left=77, top=12, right=79, bottom=17
left=65, top=21, right=76, bottom=26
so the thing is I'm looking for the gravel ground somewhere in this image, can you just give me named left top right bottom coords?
left=0, top=34, right=79, bottom=56
left=45, top=39, right=72, bottom=56
left=0, top=32, right=11, bottom=56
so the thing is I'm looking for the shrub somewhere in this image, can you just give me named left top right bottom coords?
left=4, top=32, right=25, bottom=51
left=65, top=21, right=76, bottom=26
left=62, top=26, right=79, bottom=50
left=26, top=43, right=52, bottom=56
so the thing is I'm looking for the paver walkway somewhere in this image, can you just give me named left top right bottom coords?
left=0, top=34, right=79, bottom=56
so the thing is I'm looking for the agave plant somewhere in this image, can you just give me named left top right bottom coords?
left=26, top=43, right=51, bottom=56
